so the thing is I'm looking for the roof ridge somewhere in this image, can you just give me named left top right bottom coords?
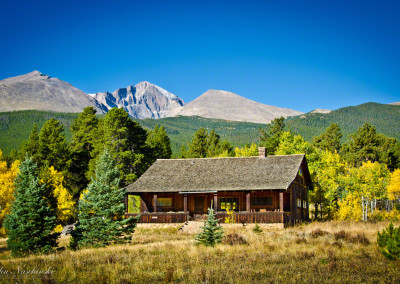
left=156, top=154, right=305, bottom=161
left=156, top=156, right=260, bottom=161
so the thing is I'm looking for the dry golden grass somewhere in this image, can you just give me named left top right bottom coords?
left=0, top=221, right=399, bottom=283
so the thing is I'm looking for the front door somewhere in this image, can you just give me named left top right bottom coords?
left=194, top=196, right=206, bottom=214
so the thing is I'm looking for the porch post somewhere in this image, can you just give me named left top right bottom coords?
left=246, top=192, right=251, bottom=212
left=279, top=192, right=284, bottom=212
left=153, top=194, right=157, bottom=212
left=184, top=194, right=188, bottom=213
left=213, top=193, right=218, bottom=212
left=124, top=194, right=128, bottom=214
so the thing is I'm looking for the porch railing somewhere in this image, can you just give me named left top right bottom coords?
left=125, top=212, right=189, bottom=223
left=126, top=211, right=291, bottom=224
left=216, top=211, right=291, bottom=224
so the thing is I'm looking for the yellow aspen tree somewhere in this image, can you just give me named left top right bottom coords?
left=0, top=150, right=19, bottom=236
left=42, top=166, right=76, bottom=228
left=388, top=169, right=400, bottom=202
left=235, top=143, right=258, bottom=157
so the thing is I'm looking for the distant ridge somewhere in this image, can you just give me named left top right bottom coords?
left=176, top=89, right=303, bottom=124
left=0, top=71, right=105, bottom=113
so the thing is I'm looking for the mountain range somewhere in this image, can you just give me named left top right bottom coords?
left=0, top=71, right=302, bottom=123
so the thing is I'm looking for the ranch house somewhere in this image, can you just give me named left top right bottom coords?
left=125, top=148, right=313, bottom=225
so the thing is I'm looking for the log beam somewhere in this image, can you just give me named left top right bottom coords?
left=246, top=192, right=251, bottom=212
left=153, top=194, right=157, bottom=212
left=279, top=192, right=284, bottom=212
left=184, top=194, right=188, bottom=213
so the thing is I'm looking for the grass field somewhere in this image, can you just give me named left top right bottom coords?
left=0, top=221, right=399, bottom=283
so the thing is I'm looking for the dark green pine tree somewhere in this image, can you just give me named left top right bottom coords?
left=342, top=123, right=381, bottom=166
left=36, top=118, right=69, bottom=171
left=377, top=223, right=400, bottom=260
left=89, top=108, right=150, bottom=186
left=187, top=128, right=208, bottom=158
left=146, top=125, right=172, bottom=160
left=19, top=123, right=40, bottom=160
left=195, top=204, right=223, bottom=247
left=69, top=150, right=140, bottom=249
left=259, top=117, right=285, bottom=155
left=4, top=157, right=59, bottom=255
left=68, top=107, right=99, bottom=197
left=312, top=123, right=342, bottom=153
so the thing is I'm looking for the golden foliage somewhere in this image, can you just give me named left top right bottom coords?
left=43, top=166, right=76, bottom=224
left=388, top=169, right=400, bottom=201
left=234, top=143, right=258, bottom=157
left=0, top=150, right=19, bottom=236
left=336, top=192, right=362, bottom=221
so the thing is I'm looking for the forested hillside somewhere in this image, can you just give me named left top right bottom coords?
left=287, top=102, right=400, bottom=142
left=0, top=102, right=399, bottom=157
left=0, top=110, right=78, bottom=154
left=0, top=111, right=265, bottom=156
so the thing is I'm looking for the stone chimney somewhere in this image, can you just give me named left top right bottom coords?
left=258, top=147, right=266, bottom=158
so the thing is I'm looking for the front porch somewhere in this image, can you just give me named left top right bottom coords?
left=124, top=211, right=292, bottom=224
left=125, top=189, right=306, bottom=224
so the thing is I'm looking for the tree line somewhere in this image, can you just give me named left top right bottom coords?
left=178, top=117, right=400, bottom=221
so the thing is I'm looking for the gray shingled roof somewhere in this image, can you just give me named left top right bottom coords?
left=126, top=154, right=306, bottom=193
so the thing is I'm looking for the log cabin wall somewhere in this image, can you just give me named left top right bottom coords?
left=288, top=159, right=311, bottom=222
left=138, top=193, right=185, bottom=212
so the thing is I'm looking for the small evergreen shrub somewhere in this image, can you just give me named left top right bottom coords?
left=252, top=222, right=263, bottom=233
left=195, top=204, right=223, bottom=247
left=377, top=222, right=400, bottom=260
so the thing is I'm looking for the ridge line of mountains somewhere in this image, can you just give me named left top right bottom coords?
left=0, top=70, right=305, bottom=124
left=1, top=71, right=398, bottom=124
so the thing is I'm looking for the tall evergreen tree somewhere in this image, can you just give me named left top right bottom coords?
left=259, top=117, right=285, bottom=155
left=313, top=123, right=342, bottom=153
left=68, top=107, right=99, bottom=197
left=342, top=123, right=390, bottom=167
left=146, top=125, right=172, bottom=160
left=70, top=150, right=139, bottom=249
left=36, top=118, right=69, bottom=171
left=4, top=157, right=59, bottom=255
left=89, top=108, right=150, bottom=186
left=19, top=123, right=39, bottom=160
left=187, top=128, right=208, bottom=158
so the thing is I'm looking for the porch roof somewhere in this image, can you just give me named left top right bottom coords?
left=126, top=154, right=307, bottom=193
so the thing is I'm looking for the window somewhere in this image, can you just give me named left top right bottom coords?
left=299, top=168, right=303, bottom=176
left=218, top=198, right=240, bottom=212
left=297, top=198, right=302, bottom=208
left=127, top=195, right=140, bottom=213
left=251, top=197, right=273, bottom=206
left=303, top=200, right=307, bottom=209
left=156, top=198, right=172, bottom=207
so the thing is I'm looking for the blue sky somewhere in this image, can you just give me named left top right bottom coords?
left=1, top=0, right=399, bottom=112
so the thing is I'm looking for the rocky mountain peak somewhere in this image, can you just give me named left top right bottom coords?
left=92, top=81, right=184, bottom=119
